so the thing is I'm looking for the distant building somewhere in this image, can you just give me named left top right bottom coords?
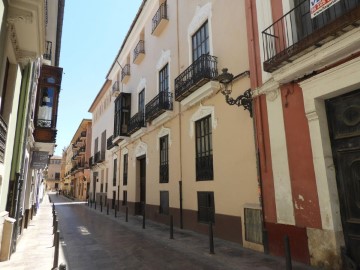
left=45, top=156, right=62, bottom=191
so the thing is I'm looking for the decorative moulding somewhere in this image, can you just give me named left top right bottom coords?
left=189, top=104, right=217, bottom=138
left=156, top=127, right=172, bottom=150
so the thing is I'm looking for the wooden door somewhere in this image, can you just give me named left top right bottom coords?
left=326, top=89, right=360, bottom=268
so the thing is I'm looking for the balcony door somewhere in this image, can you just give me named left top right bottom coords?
left=326, top=89, right=360, bottom=267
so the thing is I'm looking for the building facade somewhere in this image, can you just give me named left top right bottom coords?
left=0, top=0, right=65, bottom=260
left=91, top=0, right=262, bottom=249
left=248, top=0, right=360, bottom=268
left=45, top=156, right=61, bottom=191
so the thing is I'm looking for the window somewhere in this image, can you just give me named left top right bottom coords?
left=123, top=154, right=128, bottom=186
left=37, top=87, right=54, bottom=127
left=100, top=183, right=104, bottom=193
left=138, top=89, right=145, bottom=113
left=113, top=158, right=117, bottom=186
left=192, top=21, right=209, bottom=61
left=159, top=64, right=169, bottom=93
left=195, top=115, right=213, bottom=180
left=55, top=173, right=60, bottom=180
left=159, top=135, right=169, bottom=183
left=197, top=191, right=214, bottom=223
left=94, top=137, right=99, bottom=153
left=101, top=130, right=106, bottom=157
left=159, top=191, right=169, bottom=215
left=105, top=183, right=108, bottom=193
left=122, top=190, right=127, bottom=205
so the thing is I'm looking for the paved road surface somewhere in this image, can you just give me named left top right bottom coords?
left=50, top=194, right=315, bottom=270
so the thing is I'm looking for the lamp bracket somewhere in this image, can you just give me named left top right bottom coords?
left=224, top=88, right=253, bottom=117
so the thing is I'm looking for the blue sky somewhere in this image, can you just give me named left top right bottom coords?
left=56, top=0, right=143, bottom=156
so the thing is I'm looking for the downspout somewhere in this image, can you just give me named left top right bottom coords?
left=246, top=0, right=269, bottom=253
left=176, top=0, right=183, bottom=229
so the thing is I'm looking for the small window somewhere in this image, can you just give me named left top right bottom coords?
left=159, top=135, right=169, bottom=183
left=159, top=191, right=169, bottom=215
left=197, top=191, right=215, bottom=223
left=55, top=172, right=60, bottom=180
left=195, top=115, right=213, bottom=180
left=123, top=154, right=128, bottom=186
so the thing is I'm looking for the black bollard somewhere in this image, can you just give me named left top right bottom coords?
left=90, top=200, right=92, bottom=208
left=284, top=235, right=292, bottom=270
left=209, top=221, right=214, bottom=254
left=95, top=201, right=97, bottom=210
left=170, top=215, right=174, bottom=239
left=115, top=207, right=117, bottom=218
left=53, top=218, right=58, bottom=235
left=101, top=202, right=103, bottom=212
left=107, top=204, right=109, bottom=215
left=126, top=206, right=128, bottom=222
left=59, top=263, right=66, bottom=270
left=53, top=230, right=60, bottom=269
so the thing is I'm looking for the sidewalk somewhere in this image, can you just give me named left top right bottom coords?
left=0, top=193, right=61, bottom=270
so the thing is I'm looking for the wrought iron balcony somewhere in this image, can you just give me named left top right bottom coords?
left=0, top=115, right=7, bottom=163
left=133, top=40, right=145, bottom=64
left=175, top=54, right=218, bottom=102
left=145, top=91, right=173, bottom=122
left=262, top=0, right=360, bottom=73
left=107, top=135, right=115, bottom=150
left=121, top=64, right=131, bottom=83
left=43, top=40, right=52, bottom=60
left=89, top=156, right=94, bottom=168
left=94, top=150, right=105, bottom=163
left=128, top=112, right=146, bottom=135
left=79, top=146, right=85, bottom=154
left=152, top=1, right=168, bottom=36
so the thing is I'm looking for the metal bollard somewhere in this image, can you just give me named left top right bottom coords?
left=53, top=213, right=57, bottom=227
left=284, top=235, right=292, bottom=270
left=101, top=202, right=103, bottom=212
left=53, top=230, right=60, bottom=269
left=126, top=206, right=128, bottom=222
left=107, top=204, right=109, bottom=215
left=53, top=218, right=58, bottom=235
left=115, top=207, right=117, bottom=218
left=170, top=215, right=174, bottom=239
left=95, top=201, right=97, bottom=210
left=142, top=208, right=146, bottom=229
left=209, top=221, right=215, bottom=254
left=59, top=263, right=66, bottom=270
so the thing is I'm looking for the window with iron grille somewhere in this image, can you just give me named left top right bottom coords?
left=192, top=20, right=209, bottom=61
left=159, top=191, right=169, bottom=215
left=123, top=154, right=128, bottom=186
left=122, top=190, right=127, bottom=205
left=159, top=64, right=169, bottom=93
left=195, top=115, right=213, bottom=180
left=159, top=135, right=169, bottom=183
left=113, top=158, right=117, bottom=186
left=105, top=183, right=108, bottom=193
left=54, top=172, right=60, bottom=180
left=100, top=183, right=103, bottom=193
left=197, top=191, right=214, bottom=223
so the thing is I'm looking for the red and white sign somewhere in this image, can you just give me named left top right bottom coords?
left=310, top=0, right=340, bottom=18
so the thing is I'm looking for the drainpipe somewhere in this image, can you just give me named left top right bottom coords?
left=176, top=0, right=183, bottom=229
left=246, top=0, right=269, bottom=253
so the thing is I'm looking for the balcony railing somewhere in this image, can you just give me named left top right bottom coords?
left=262, top=0, right=360, bottom=72
left=0, top=115, right=7, bottom=163
left=133, top=40, right=145, bottom=64
left=152, top=1, right=168, bottom=35
left=107, top=135, right=115, bottom=150
left=89, top=156, right=94, bottom=167
left=175, top=54, right=218, bottom=102
left=79, top=146, right=85, bottom=154
left=145, top=91, right=173, bottom=122
left=43, top=40, right=52, bottom=60
left=121, top=64, right=130, bottom=83
left=94, top=150, right=105, bottom=163
left=128, top=112, right=146, bottom=135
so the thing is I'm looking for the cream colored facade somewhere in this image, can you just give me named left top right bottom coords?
left=95, top=0, right=261, bottom=248
left=45, top=156, right=61, bottom=191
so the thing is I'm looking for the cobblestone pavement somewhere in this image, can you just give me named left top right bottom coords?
left=49, top=194, right=315, bottom=270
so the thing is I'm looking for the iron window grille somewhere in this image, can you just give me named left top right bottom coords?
left=0, top=115, right=7, bottom=163
left=121, top=64, right=130, bottom=81
left=195, top=115, right=213, bottom=180
left=159, top=135, right=169, bottom=183
left=197, top=192, right=215, bottom=223
left=122, top=190, right=127, bottom=205
left=123, top=154, right=128, bottom=186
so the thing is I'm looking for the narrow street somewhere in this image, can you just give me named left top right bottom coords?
left=50, top=194, right=314, bottom=270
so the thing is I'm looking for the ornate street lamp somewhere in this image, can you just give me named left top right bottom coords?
left=217, top=68, right=253, bottom=117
